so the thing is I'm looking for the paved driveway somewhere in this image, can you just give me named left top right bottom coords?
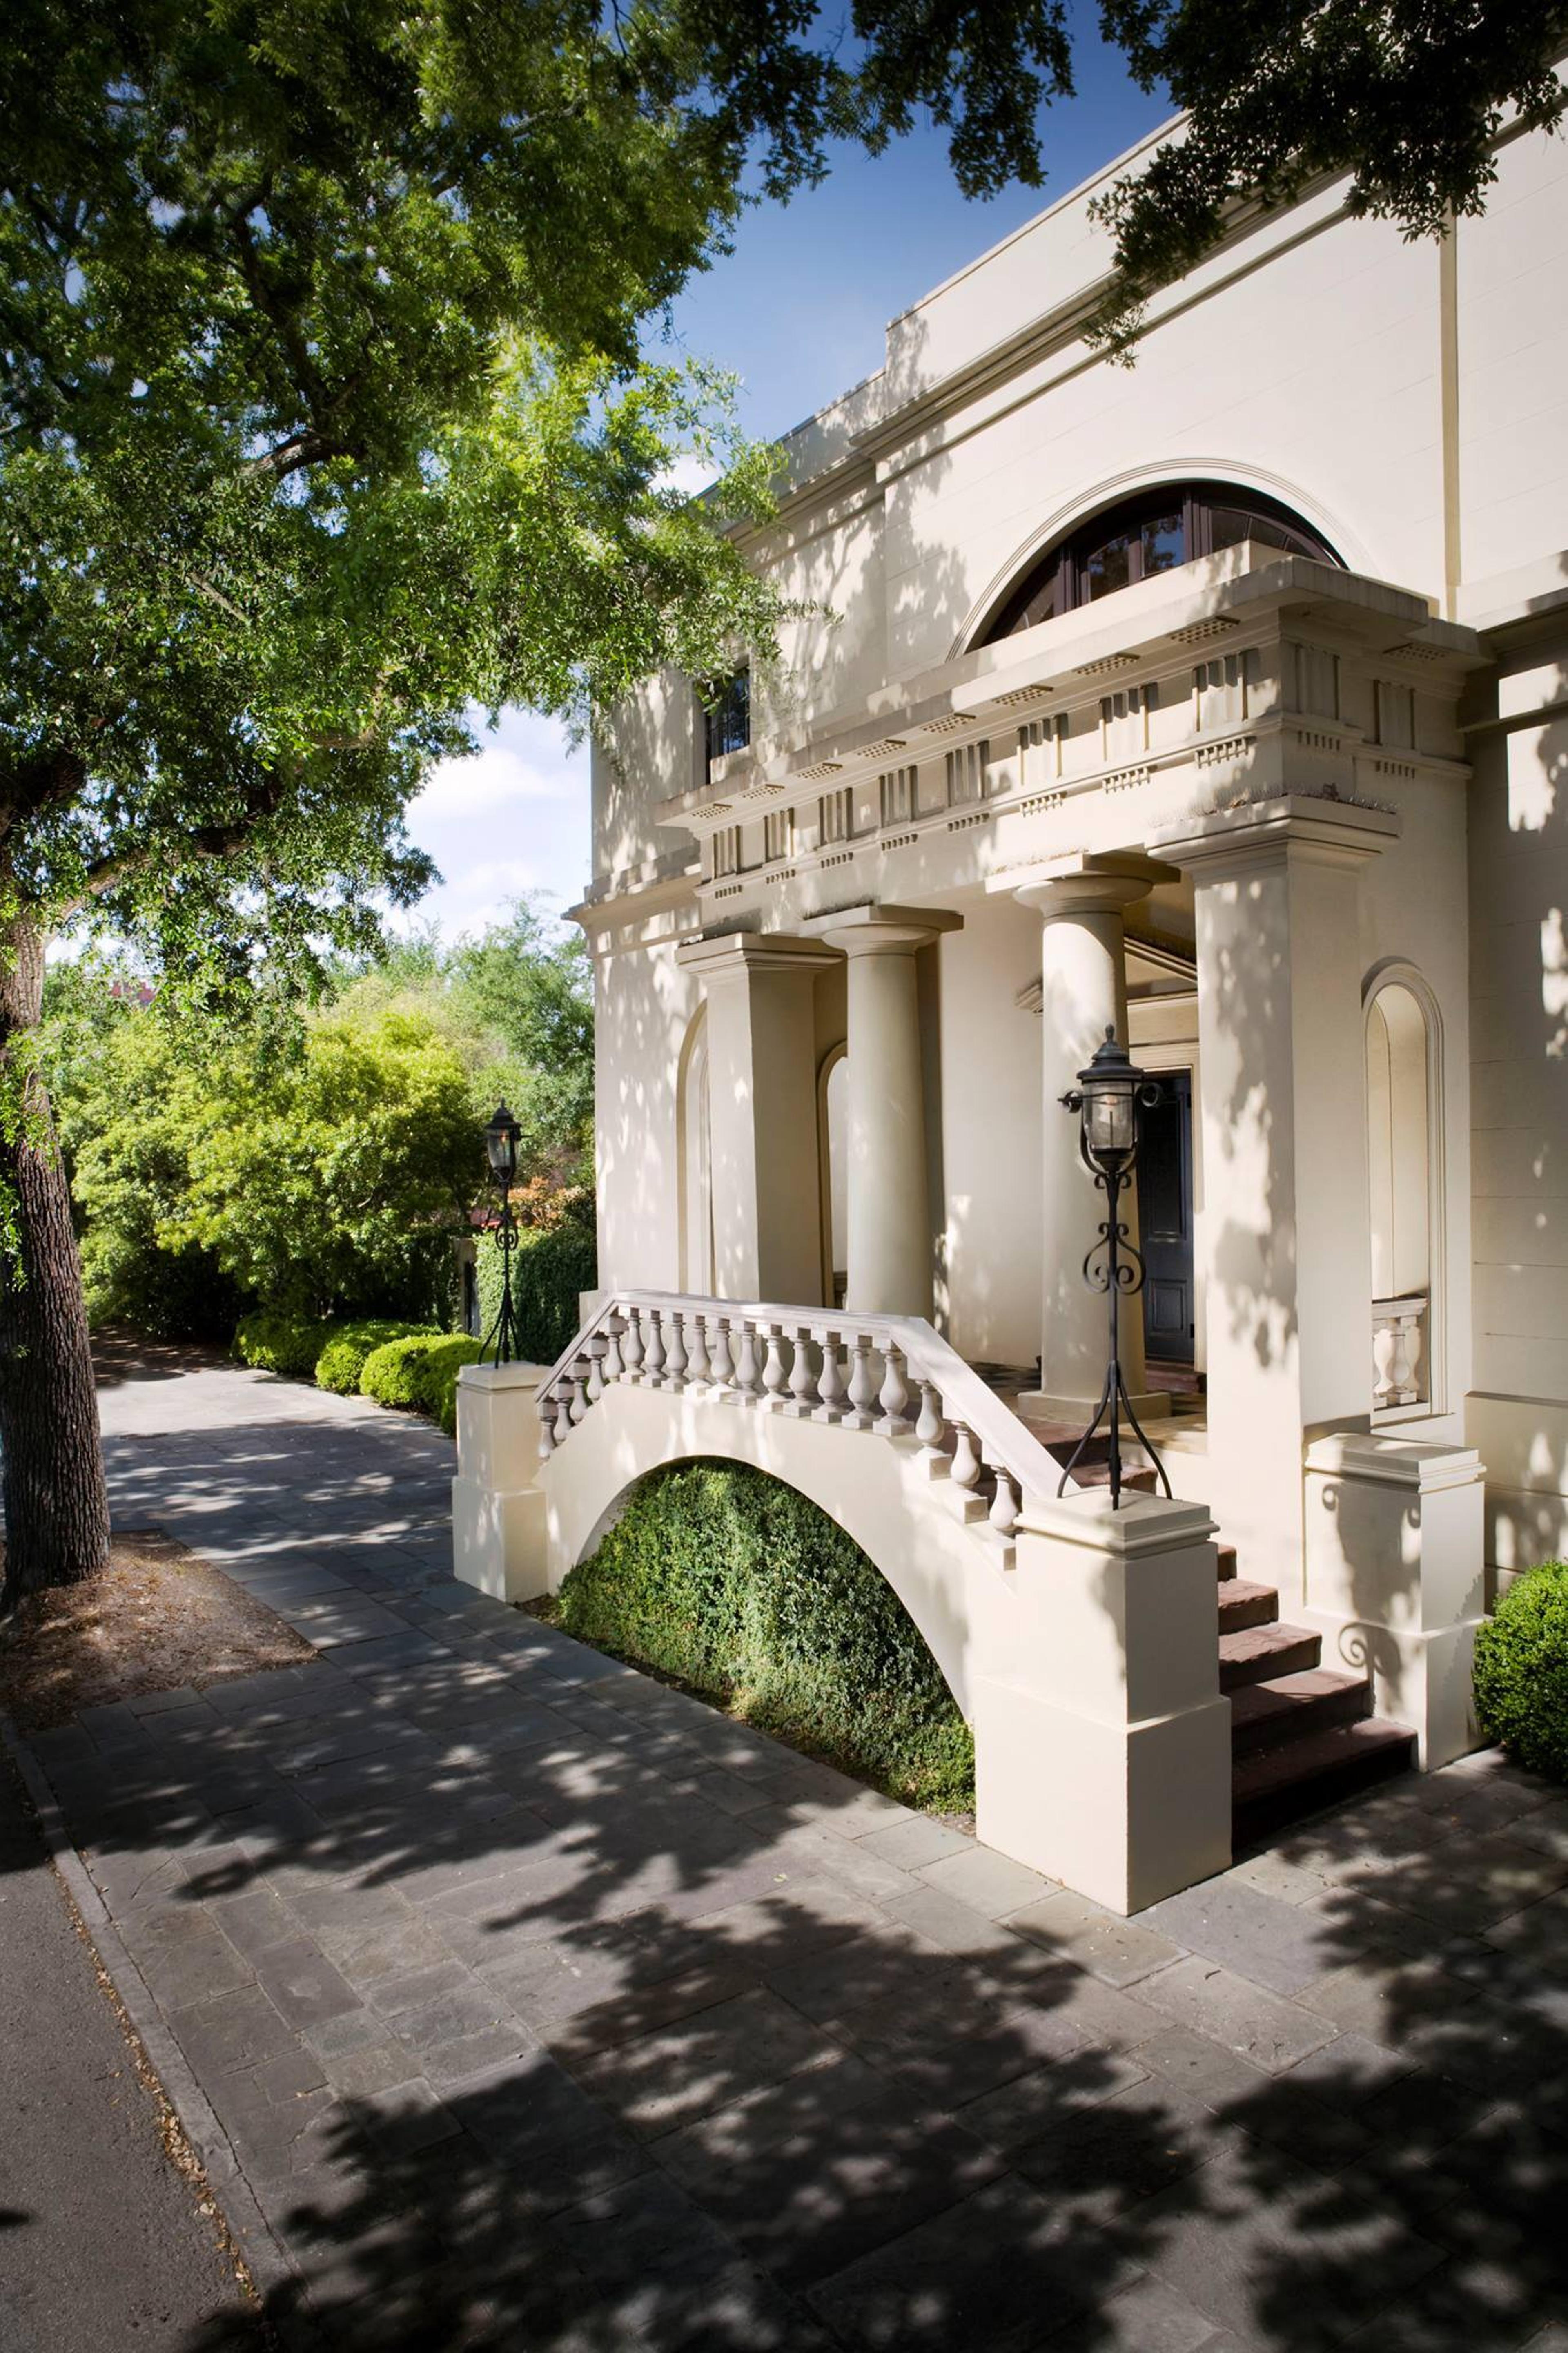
left=20, top=1362, right=1568, bottom=2350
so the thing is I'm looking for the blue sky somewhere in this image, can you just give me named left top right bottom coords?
left=403, top=14, right=1171, bottom=942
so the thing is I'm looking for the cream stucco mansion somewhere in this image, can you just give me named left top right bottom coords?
left=454, top=98, right=1568, bottom=1912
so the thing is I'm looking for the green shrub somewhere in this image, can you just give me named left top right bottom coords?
left=555, top=1460, right=974, bottom=1812
left=1474, top=1562, right=1568, bottom=1781
left=359, top=1331, right=446, bottom=1408
left=408, top=1335, right=485, bottom=1435
left=234, top=1310, right=334, bottom=1380
left=315, top=1319, right=435, bottom=1395
left=476, top=1222, right=596, bottom=1364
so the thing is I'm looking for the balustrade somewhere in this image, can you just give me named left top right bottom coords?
left=534, top=1290, right=1074, bottom=1555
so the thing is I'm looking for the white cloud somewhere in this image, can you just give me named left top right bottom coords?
left=655, top=450, right=716, bottom=500
left=410, top=739, right=572, bottom=823
left=401, top=706, right=591, bottom=942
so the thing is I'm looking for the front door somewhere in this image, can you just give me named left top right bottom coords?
left=1138, top=1071, right=1194, bottom=1367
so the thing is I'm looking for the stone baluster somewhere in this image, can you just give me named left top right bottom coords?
left=844, top=1337, right=877, bottom=1432
left=732, top=1318, right=761, bottom=1403
left=685, top=1312, right=711, bottom=1389
left=988, top=1461, right=1020, bottom=1537
left=950, top=1422, right=982, bottom=1491
left=585, top=1338, right=606, bottom=1406
left=760, top=1324, right=789, bottom=1409
left=788, top=1328, right=818, bottom=1416
left=621, top=1306, right=645, bottom=1381
left=664, top=1310, right=688, bottom=1389
left=915, top=1381, right=946, bottom=1465
left=538, top=1396, right=557, bottom=1458
left=569, top=1359, right=590, bottom=1423
left=877, top=1343, right=912, bottom=1437
left=553, top=1387, right=573, bottom=1448
left=814, top=1331, right=845, bottom=1422
left=708, top=1317, right=734, bottom=1392
left=642, top=1308, right=667, bottom=1387
left=601, top=1316, right=625, bottom=1382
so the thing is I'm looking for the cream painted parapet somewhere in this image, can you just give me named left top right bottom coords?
left=1303, top=1434, right=1486, bottom=1769
left=804, top=905, right=962, bottom=1317
left=999, top=854, right=1175, bottom=1421
left=514, top=1285, right=1230, bottom=1912
left=674, top=931, right=840, bottom=1304
left=452, top=1360, right=550, bottom=1603
left=1152, top=795, right=1398, bottom=1591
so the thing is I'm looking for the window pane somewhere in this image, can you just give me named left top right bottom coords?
left=1209, top=504, right=1315, bottom=558
left=1141, top=513, right=1184, bottom=575
left=1084, top=533, right=1132, bottom=599
left=704, top=669, right=750, bottom=763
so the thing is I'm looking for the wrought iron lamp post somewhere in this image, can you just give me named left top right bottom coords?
left=479, top=1102, right=522, bottom=1366
left=1057, top=1028, right=1173, bottom=1509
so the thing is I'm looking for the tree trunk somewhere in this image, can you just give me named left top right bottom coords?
left=0, top=913, right=110, bottom=1603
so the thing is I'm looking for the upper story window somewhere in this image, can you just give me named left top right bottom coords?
left=977, top=482, right=1342, bottom=644
left=701, top=668, right=751, bottom=766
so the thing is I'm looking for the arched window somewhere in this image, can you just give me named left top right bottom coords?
left=1364, top=971, right=1443, bottom=1416
left=977, top=482, right=1342, bottom=643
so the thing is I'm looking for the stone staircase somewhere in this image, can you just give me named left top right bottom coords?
left=1217, top=1538, right=1417, bottom=1844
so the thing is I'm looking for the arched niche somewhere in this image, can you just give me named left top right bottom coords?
left=677, top=1004, right=714, bottom=1295
left=1363, top=965, right=1445, bottom=1416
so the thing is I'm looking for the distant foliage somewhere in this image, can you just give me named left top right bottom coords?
left=556, top=1460, right=974, bottom=1811
left=1474, top=1563, right=1568, bottom=1783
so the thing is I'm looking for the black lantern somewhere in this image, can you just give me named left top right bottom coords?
left=478, top=1102, right=522, bottom=1366
left=1057, top=1028, right=1172, bottom=1509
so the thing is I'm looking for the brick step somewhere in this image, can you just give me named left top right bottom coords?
left=1217, top=1579, right=1279, bottom=1635
left=1227, top=1668, right=1374, bottom=1757
left=1232, top=1717, right=1417, bottom=1845
left=1215, top=1542, right=1238, bottom=1582
left=1218, top=1619, right=1321, bottom=1692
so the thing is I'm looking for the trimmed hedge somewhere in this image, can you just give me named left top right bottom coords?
left=359, top=1331, right=446, bottom=1408
left=408, top=1335, right=484, bottom=1435
left=1474, top=1561, right=1568, bottom=1782
left=476, top=1222, right=596, bottom=1365
left=555, top=1459, right=975, bottom=1812
left=234, top=1311, right=334, bottom=1380
left=315, top=1319, right=433, bottom=1395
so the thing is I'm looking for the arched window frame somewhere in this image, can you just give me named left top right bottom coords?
left=975, top=480, right=1343, bottom=645
left=1362, top=960, right=1447, bottom=1422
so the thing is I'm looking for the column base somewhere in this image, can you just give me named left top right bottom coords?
left=1016, top=1389, right=1172, bottom=1430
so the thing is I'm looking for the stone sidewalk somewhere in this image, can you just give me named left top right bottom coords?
left=18, top=1363, right=1568, bottom=2350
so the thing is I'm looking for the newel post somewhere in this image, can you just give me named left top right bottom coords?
left=972, top=1489, right=1232, bottom=1914
left=452, top=1360, right=550, bottom=1602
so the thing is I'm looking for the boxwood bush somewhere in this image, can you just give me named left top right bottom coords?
left=359, top=1331, right=446, bottom=1408
left=1474, top=1561, right=1568, bottom=1781
left=409, top=1335, right=485, bottom=1434
left=234, top=1310, right=334, bottom=1380
left=555, top=1459, right=975, bottom=1812
left=315, top=1319, right=433, bottom=1395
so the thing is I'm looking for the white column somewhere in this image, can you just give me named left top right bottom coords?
left=1152, top=794, right=1398, bottom=1591
left=811, top=905, right=961, bottom=1317
left=675, top=933, right=839, bottom=1303
left=1002, top=857, right=1171, bottom=1421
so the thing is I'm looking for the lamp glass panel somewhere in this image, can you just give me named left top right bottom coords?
left=1089, top=1085, right=1135, bottom=1156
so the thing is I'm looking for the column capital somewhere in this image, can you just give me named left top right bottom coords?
left=675, top=929, right=842, bottom=986
left=1149, top=792, right=1399, bottom=879
left=804, top=901, right=963, bottom=956
left=996, top=851, right=1180, bottom=921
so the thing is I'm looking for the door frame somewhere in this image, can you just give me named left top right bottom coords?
left=1127, top=1000, right=1205, bottom=1378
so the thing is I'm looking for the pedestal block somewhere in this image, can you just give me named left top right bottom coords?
left=452, top=1361, right=550, bottom=1602
left=1304, top=1432, right=1487, bottom=1768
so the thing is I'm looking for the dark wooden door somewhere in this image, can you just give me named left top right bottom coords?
left=1137, top=1071, right=1194, bottom=1366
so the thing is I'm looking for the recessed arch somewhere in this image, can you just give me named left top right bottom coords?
left=1363, top=959, right=1446, bottom=1416
left=676, top=1003, right=714, bottom=1296
left=817, top=1040, right=848, bottom=1310
left=954, top=464, right=1358, bottom=659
